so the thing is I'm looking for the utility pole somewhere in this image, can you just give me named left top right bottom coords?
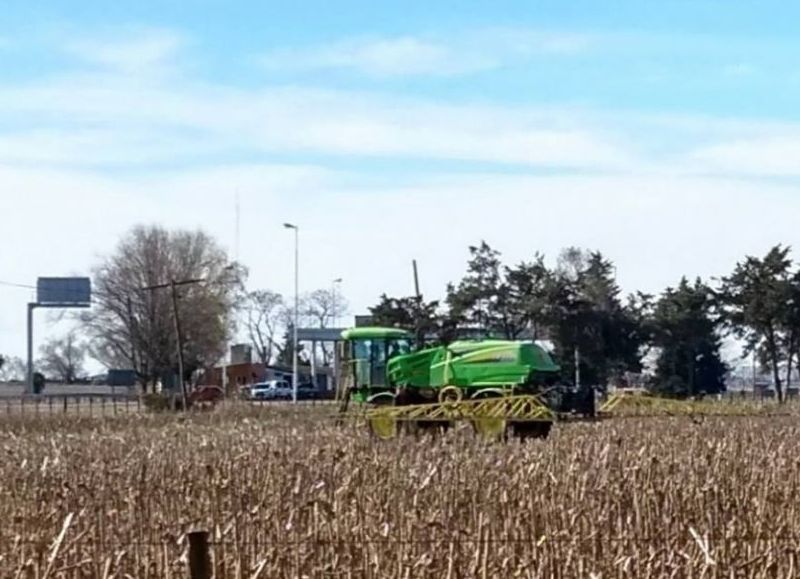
left=170, top=281, right=188, bottom=410
left=141, top=278, right=204, bottom=410
left=26, top=303, right=35, bottom=394
left=284, top=223, right=300, bottom=404
left=575, top=347, right=581, bottom=389
left=413, top=260, right=421, bottom=299
left=412, top=260, right=424, bottom=345
left=126, top=296, right=138, bottom=396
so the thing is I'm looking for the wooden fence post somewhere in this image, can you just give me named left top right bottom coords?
left=187, top=530, right=212, bottom=579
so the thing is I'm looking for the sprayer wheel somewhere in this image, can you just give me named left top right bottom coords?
left=509, top=421, right=553, bottom=441
left=368, top=414, right=398, bottom=440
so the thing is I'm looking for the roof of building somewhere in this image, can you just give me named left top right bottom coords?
left=341, top=327, right=411, bottom=340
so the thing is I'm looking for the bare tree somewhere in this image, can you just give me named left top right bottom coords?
left=303, top=288, right=350, bottom=366
left=81, top=225, right=241, bottom=391
left=0, top=356, right=26, bottom=382
left=39, top=332, right=87, bottom=383
left=304, top=288, right=349, bottom=329
left=244, top=290, right=284, bottom=365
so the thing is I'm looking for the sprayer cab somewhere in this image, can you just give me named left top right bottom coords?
left=339, top=327, right=413, bottom=395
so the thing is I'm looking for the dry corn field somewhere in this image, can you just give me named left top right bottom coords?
left=1, top=405, right=800, bottom=578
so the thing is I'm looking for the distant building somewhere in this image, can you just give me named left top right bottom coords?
left=201, top=362, right=333, bottom=392
left=229, top=344, right=253, bottom=365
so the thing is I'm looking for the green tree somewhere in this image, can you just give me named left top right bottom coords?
left=720, top=245, right=792, bottom=402
left=275, top=328, right=307, bottom=369
left=650, top=278, right=727, bottom=397
left=502, top=255, right=556, bottom=340
left=373, top=244, right=649, bottom=389
left=549, top=249, right=645, bottom=388
left=446, top=242, right=556, bottom=340
left=370, top=295, right=450, bottom=345
left=446, top=241, right=506, bottom=337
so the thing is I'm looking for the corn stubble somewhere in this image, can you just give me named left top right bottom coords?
left=1, top=407, right=799, bottom=578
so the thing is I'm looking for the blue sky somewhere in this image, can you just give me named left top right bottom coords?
left=5, top=0, right=800, bottom=119
left=2, top=0, right=800, bottom=362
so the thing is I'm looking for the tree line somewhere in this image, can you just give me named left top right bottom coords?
left=3, top=225, right=798, bottom=402
left=370, top=242, right=800, bottom=401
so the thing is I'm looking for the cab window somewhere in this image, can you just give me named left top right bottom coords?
left=371, top=341, right=387, bottom=365
left=388, top=339, right=412, bottom=358
left=352, top=340, right=372, bottom=387
left=353, top=339, right=371, bottom=362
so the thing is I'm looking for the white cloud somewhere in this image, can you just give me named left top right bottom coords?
left=261, top=28, right=593, bottom=78
left=0, top=127, right=224, bottom=166
left=478, top=27, right=592, bottom=56
left=261, top=94, right=631, bottom=168
left=0, top=73, right=635, bottom=170
left=7, top=48, right=800, bottom=178
left=2, top=29, right=800, bottom=179
left=63, top=29, right=183, bottom=74
left=691, top=134, right=800, bottom=176
left=264, top=36, right=492, bottom=77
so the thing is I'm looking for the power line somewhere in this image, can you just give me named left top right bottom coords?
left=0, top=281, right=108, bottom=309
left=0, top=279, right=191, bottom=307
left=0, top=280, right=36, bottom=290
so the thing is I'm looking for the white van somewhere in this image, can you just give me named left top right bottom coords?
left=249, top=380, right=293, bottom=400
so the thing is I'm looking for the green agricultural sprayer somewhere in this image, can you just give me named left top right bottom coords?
left=335, top=327, right=596, bottom=440
left=334, top=327, right=787, bottom=440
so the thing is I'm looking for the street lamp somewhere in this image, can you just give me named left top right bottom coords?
left=332, top=278, right=343, bottom=327
left=283, top=223, right=299, bottom=404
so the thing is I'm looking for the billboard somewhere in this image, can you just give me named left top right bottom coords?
left=354, top=315, right=374, bottom=327
left=36, top=277, right=91, bottom=306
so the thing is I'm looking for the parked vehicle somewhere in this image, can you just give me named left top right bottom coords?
left=249, top=380, right=293, bottom=400
left=297, top=383, right=321, bottom=400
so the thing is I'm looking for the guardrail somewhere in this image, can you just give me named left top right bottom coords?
left=1, top=394, right=141, bottom=416
left=0, top=394, right=339, bottom=417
